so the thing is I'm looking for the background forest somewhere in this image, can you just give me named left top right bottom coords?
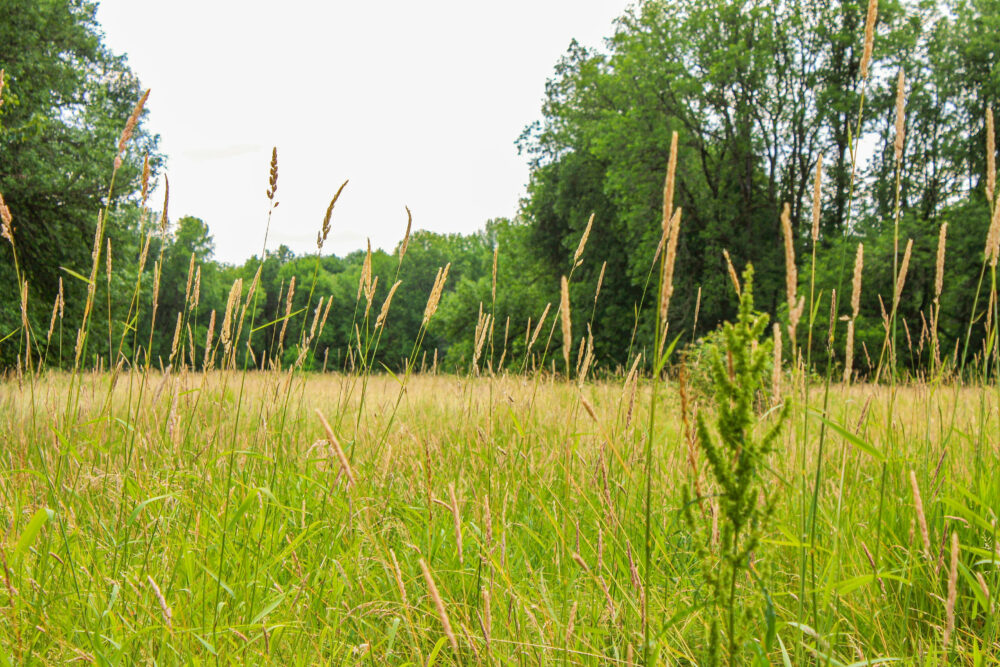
left=2, top=0, right=998, bottom=376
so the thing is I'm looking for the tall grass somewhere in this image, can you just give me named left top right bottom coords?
left=2, top=7, right=1000, bottom=665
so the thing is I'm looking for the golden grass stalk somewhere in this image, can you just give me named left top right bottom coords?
left=308, top=297, right=323, bottom=340
left=318, top=293, right=333, bottom=340
left=169, top=312, right=183, bottom=365
left=860, top=0, right=878, bottom=81
left=192, top=265, right=201, bottom=311
left=988, top=197, right=1000, bottom=268
left=375, top=280, right=402, bottom=330
left=894, top=238, right=913, bottom=303
left=894, top=69, right=906, bottom=163
left=266, top=147, right=279, bottom=205
left=573, top=213, right=594, bottom=266
left=975, top=572, right=991, bottom=612
left=566, top=600, right=578, bottom=646
left=560, top=275, right=572, bottom=371
left=781, top=203, right=803, bottom=340
left=595, top=261, right=606, bottom=304
left=659, top=208, right=682, bottom=335
left=909, top=470, right=932, bottom=557
left=389, top=549, right=408, bottom=606
left=772, top=323, right=782, bottom=399
left=140, top=153, right=151, bottom=207
left=579, top=326, right=595, bottom=383
left=932, top=223, right=947, bottom=366
left=220, top=279, right=243, bottom=356
left=202, top=310, right=216, bottom=369
left=528, top=303, right=550, bottom=351
left=812, top=155, right=823, bottom=242
left=159, top=175, right=170, bottom=236
left=19, top=282, right=30, bottom=357
left=723, top=248, right=741, bottom=297
left=138, top=234, right=151, bottom=275
left=422, top=263, right=451, bottom=326
left=944, top=531, right=959, bottom=647
left=47, top=290, right=60, bottom=343
left=472, top=310, right=491, bottom=373
left=845, top=243, right=863, bottom=382
left=115, top=88, right=150, bottom=170
left=851, top=243, right=864, bottom=319
left=316, top=409, right=356, bottom=487
left=575, top=335, right=586, bottom=376
left=663, top=131, right=679, bottom=229
left=186, top=323, right=196, bottom=369
left=987, top=106, right=995, bottom=205
left=0, top=190, right=13, bottom=244
left=183, top=253, right=195, bottom=306
left=492, top=245, right=499, bottom=303
left=358, top=240, right=372, bottom=301
left=146, top=575, right=172, bottom=630
left=419, top=558, right=459, bottom=658
left=481, top=586, right=492, bottom=650
left=844, top=320, right=856, bottom=384
left=106, top=238, right=113, bottom=284
left=400, top=206, right=412, bottom=259
left=363, top=276, right=378, bottom=320
left=449, top=483, right=463, bottom=565
left=317, top=180, right=349, bottom=251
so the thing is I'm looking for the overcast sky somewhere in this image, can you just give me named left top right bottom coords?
left=94, top=1, right=632, bottom=264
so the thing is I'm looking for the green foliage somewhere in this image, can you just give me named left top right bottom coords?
left=684, top=266, right=788, bottom=665
left=0, top=0, right=160, bottom=366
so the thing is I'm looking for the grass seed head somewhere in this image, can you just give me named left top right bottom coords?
left=419, top=558, right=459, bottom=658
left=987, top=196, right=1000, bottom=268
left=116, top=88, right=150, bottom=167
left=894, top=69, right=906, bottom=162
left=573, top=213, right=594, bottom=266
left=812, top=154, right=823, bottom=242
left=894, top=239, right=913, bottom=303
left=987, top=106, right=995, bottom=204
left=944, top=532, right=959, bottom=646
left=935, top=223, right=947, bottom=301
left=851, top=243, right=864, bottom=318
left=560, top=275, right=572, bottom=371
left=663, top=130, right=679, bottom=229
left=0, top=190, right=13, bottom=244
left=860, top=0, right=878, bottom=80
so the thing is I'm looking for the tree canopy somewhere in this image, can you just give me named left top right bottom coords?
left=3, top=0, right=1000, bottom=378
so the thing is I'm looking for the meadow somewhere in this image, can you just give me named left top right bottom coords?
left=1, top=359, right=998, bottom=664
left=3, top=0, right=1000, bottom=664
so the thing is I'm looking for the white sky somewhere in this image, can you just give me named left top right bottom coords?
left=94, top=1, right=631, bottom=265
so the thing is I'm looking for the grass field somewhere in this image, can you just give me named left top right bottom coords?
left=2, top=2, right=1000, bottom=661
left=1, top=368, right=997, bottom=664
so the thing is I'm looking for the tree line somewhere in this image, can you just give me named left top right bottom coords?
left=3, top=0, right=999, bottom=377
